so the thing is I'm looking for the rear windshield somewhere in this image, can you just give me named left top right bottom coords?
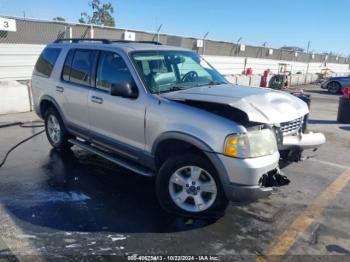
left=33, top=47, right=61, bottom=78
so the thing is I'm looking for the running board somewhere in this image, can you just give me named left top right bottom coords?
left=68, top=139, right=155, bottom=177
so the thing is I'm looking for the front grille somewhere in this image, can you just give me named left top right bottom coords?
left=280, top=117, right=303, bottom=136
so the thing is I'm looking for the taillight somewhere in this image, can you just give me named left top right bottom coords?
left=344, top=87, right=350, bottom=99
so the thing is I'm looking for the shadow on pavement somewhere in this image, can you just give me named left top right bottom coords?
left=4, top=149, right=217, bottom=234
left=305, top=89, right=340, bottom=96
left=308, top=119, right=338, bottom=125
left=339, top=126, right=350, bottom=131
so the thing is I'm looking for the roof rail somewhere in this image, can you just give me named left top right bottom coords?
left=53, top=39, right=162, bottom=45
left=53, top=38, right=112, bottom=44
left=112, top=40, right=162, bottom=45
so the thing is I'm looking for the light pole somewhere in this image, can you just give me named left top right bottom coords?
left=156, top=24, right=163, bottom=43
left=235, top=37, right=242, bottom=56
left=261, top=41, right=267, bottom=57
left=305, top=41, right=311, bottom=83
left=202, top=32, right=209, bottom=55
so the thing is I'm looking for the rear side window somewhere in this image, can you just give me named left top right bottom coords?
left=62, top=50, right=75, bottom=82
left=33, top=48, right=61, bottom=78
left=67, top=49, right=97, bottom=86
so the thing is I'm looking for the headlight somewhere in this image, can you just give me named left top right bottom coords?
left=224, top=129, right=278, bottom=158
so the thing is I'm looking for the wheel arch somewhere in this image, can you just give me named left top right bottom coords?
left=39, top=96, right=66, bottom=123
left=152, top=132, right=230, bottom=186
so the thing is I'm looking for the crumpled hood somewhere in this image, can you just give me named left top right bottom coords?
left=162, top=84, right=309, bottom=124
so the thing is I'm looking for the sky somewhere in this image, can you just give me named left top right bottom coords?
left=0, top=0, right=349, bottom=56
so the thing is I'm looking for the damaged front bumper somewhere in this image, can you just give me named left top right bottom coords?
left=223, top=168, right=290, bottom=202
left=279, top=131, right=326, bottom=162
left=281, top=132, right=326, bottom=150
left=217, top=152, right=290, bottom=202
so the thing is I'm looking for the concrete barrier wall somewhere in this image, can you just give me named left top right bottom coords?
left=206, top=55, right=350, bottom=75
left=227, top=73, right=322, bottom=87
left=0, top=44, right=45, bottom=80
left=0, top=44, right=349, bottom=80
left=236, top=75, right=250, bottom=86
left=0, top=81, right=30, bottom=114
left=249, top=75, right=262, bottom=87
left=204, top=56, right=245, bottom=75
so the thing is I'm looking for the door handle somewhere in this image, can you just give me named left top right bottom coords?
left=91, top=96, right=103, bottom=104
left=56, top=86, right=64, bottom=93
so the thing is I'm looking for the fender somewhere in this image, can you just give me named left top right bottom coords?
left=38, top=95, right=67, bottom=124
left=151, top=131, right=231, bottom=187
left=151, top=131, right=216, bottom=155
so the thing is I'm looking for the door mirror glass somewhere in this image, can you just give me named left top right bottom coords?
left=110, top=81, right=138, bottom=98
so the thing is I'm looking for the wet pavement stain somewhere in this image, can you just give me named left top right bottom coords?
left=326, top=244, right=350, bottom=255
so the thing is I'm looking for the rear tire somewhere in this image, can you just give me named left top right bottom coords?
left=327, top=81, right=341, bottom=94
left=156, top=153, right=228, bottom=218
left=44, top=107, right=72, bottom=150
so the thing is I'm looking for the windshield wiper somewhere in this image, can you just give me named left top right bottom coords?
left=157, top=86, right=186, bottom=94
left=197, top=81, right=226, bottom=87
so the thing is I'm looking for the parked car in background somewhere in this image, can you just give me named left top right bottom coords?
left=321, top=76, right=350, bottom=94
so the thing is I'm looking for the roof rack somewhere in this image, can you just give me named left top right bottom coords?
left=53, top=38, right=112, bottom=44
left=53, top=38, right=162, bottom=45
left=112, top=40, right=162, bottom=45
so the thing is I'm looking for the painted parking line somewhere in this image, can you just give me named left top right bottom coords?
left=309, top=158, right=350, bottom=169
left=257, top=166, right=350, bottom=261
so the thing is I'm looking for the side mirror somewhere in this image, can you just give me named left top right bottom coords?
left=110, top=81, right=138, bottom=98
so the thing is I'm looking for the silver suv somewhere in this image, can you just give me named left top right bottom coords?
left=32, top=39, right=326, bottom=217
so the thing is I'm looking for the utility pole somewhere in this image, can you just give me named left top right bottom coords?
left=305, top=41, right=311, bottom=84
left=261, top=41, right=267, bottom=57
left=202, top=32, right=209, bottom=55
left=235, top=37, right=242, bottom=56
left=156, top=24, right=163, bottom=43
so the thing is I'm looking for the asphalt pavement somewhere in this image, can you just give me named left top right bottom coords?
left=0, top=85, right=349, bottom=261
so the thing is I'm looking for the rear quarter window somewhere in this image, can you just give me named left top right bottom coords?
left=33, top=47, right=61, bottom=78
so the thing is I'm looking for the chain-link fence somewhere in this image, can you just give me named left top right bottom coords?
left=0, top=15, right=348, bottom=65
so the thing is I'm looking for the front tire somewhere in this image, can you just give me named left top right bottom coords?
left=156, top=153, right=228, bottom=218
left=44, top=107, right=72, bottom=150
left=327, top=81, right=341, bottom=94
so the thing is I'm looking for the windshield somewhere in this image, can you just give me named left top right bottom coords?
left=131, top=51, right=227, bottom=93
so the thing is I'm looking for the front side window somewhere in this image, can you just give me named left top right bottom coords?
left=33, top=47, right=61, bottom=78
left=132, top=51, right=227, bottom=93
left=69, top=49, right=97, bottom=86
left=96, top=51, right=133, bottom=92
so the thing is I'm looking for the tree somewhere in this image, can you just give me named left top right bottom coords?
left=79, top=0, right=115, bottom=27
left=53, top=17, right=66, bottom=22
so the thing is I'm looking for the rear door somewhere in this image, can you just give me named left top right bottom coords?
left=59, top=48, right=98, bottom=137
left=88, top=50, right=145, bottom=160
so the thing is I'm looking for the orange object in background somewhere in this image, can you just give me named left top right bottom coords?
left=261, top=70, right=270, bottom=87
left=343, top=87, right=350, bottom=99
left=246, top=67, right=253, bottom=76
